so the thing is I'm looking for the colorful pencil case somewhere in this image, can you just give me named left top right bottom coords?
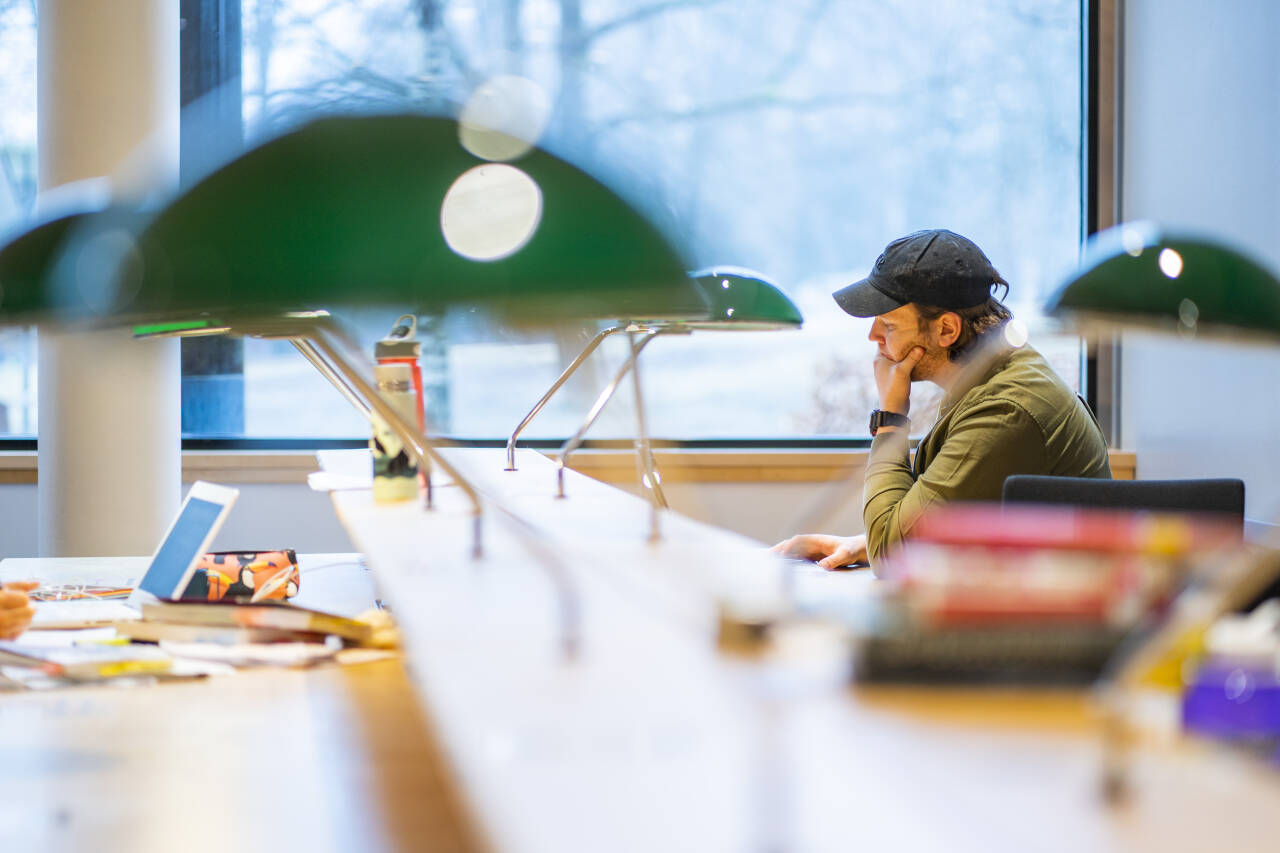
left=181, top=550, right=300, bottom=601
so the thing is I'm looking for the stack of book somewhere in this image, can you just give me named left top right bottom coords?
left=853, top=504, right=1241, bottom=685
left=117, top=600, right=374, bottom=646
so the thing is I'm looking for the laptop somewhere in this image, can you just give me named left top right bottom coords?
left=31, top=481, right=240, bottom=628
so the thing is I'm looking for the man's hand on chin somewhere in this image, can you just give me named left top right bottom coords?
left=873, top=346, right=925, bottom=419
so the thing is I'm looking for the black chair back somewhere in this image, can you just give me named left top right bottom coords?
left=1002, top=475, right=1245, bottom=533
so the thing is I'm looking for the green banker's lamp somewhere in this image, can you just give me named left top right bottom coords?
left=104, top=114, right=704, bottom=322
left=44, top=114, right=701, bottom=560
left=1046, top=221, right=1280, bottom=342
left=1045, top=220, right=1280, bottom=799
left=503, top=267, right=802, bottom=517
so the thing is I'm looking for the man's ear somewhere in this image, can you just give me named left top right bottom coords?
left=934, top=311, right=962, bottom=348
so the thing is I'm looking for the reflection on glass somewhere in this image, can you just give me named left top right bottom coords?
left=1178, top=298, right=1199, bottom=330
left=1159, top=248, right=1184, bottom=279
left=440, top=164, right=544, bottom=262
left=458, top=75, right=552, bottom=161
left=1121, top=224, right=1150, bottom=257
left=1003, top=318, right=1030, bottom=348
left=72, top=229, right=144, bottom=315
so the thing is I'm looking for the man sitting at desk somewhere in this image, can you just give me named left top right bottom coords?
left=0, top=580, right=36, bottom=639
left=775, top=229, right=1110, bottom=570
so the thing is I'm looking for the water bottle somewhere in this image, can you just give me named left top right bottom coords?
left=372, top=315, right=426, bottom=504
left=371, top=362, right=420, bottom=503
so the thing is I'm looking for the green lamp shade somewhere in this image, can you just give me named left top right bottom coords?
left=1045, top=222, right=1280, bottom=340
left=686, top=267, right=804, bottom=329
left=71, top=113, right=701, bottom=324
left=0, top=212, right=94, bottom=321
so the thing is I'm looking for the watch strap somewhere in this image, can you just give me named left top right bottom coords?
left=869, top=409, right=910, bottom=436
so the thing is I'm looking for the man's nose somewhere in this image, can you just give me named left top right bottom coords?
left=868, top=320, right=883, bottom=342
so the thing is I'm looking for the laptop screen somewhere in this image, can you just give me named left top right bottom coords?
left=137, top=497, right=226, bottom=599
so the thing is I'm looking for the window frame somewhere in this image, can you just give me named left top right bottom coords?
left=1083, top=0, right=1123, bottom=445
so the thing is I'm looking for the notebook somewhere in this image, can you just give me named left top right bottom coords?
left=31, top=481, right=240, bottom=628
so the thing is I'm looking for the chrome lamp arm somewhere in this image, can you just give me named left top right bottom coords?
left=554, top=327, right=666, bottom=500
left=505, top=324, right=631, bottom=472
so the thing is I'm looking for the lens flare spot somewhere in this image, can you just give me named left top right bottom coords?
left=1224, top=668, right=1254, bottom=703
left=74, top=228, right=144, bottom=314
left=458, top=75, right=552, bottom=162
left=1121, top=226, right=1146, bottom=257
left=1003, top=318, right=1029, bottom=348
left=1158, top=248, right=1183, bottom=279
left=441, top=165, right=543, bottom=262
left=1178, top=298, right=1199, bottom=328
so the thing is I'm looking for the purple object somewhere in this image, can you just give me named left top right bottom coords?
left=1183, top=662, right=1280, bottom=753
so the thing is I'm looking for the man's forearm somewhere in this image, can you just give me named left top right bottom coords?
left=862, top=428, right=915, bottom=564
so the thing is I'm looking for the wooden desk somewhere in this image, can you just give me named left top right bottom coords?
left=0, top=555, right=476, bottom=853
left=331, top=448, right=1280, bottom=853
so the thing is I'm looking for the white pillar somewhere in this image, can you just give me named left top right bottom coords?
left=36, top=0, right=181, bottom=556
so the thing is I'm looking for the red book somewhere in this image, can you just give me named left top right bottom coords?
left=910, top=503, right=1240, bottom=555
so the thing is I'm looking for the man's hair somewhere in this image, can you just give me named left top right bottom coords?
left=915, top=279, right=1013, bottom=362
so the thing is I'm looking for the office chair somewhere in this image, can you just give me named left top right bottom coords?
left=1001, top=475, right=1246, bottom=532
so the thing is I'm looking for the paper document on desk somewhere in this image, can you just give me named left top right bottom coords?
left=32, top=599, right=140, bottom=628
left=0, top=640, right=172, bottom=681
left=160, top=639, right=341, bottom=668
left=18, top=627, right=119, bottom=647
left=311, top=448, right=374, bottom=491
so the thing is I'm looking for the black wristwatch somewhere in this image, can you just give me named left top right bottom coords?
left=869, top=409, right=910, bottom=436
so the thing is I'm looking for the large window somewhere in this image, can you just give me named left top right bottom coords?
left=235, top=0, right=1084, bottom=440
left=0, top=1, right=1084, bottom=442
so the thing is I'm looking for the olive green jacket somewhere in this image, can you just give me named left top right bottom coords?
left=863, top=345, right=1111, bottom=566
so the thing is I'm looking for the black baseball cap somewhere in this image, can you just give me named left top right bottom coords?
left=833, top=229, right=1001, bottom=317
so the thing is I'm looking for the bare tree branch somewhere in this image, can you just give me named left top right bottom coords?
left=275, top=0, right=350, bottom=30
left=595, top=89, right=897, bottom=130
left=763, top=0, right=834, bottom=88
left=0, top=148, right=35, bottom=219
left=990, top=0, right=1076, bottom=29
left=583, top=0, right=732, bottom=46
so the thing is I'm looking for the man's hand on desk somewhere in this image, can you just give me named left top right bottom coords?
left=771, top=534, right=869, bottom=570
left=0, top=581, right=37, bottom=639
